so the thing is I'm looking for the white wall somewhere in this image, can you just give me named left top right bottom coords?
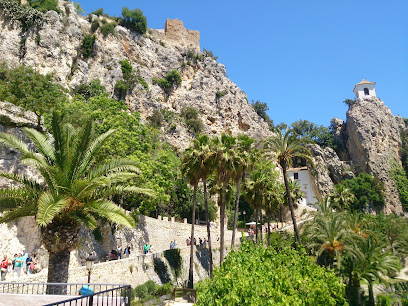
left=287, top=170, right=319, bottom=207
left=354, top=83, right=376, bottom=99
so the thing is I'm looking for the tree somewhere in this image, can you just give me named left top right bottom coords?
left=211, top=134, right=237, bottom=262
left=330, top=184, right=356, bottom=211
left=231, top=135, right=255, bottom=249
left=0, top=64, right=67, bottom=128
left=121, top=7, right=147, bottom=35
left=250, top=100, right=274, bottom=129
left=263, top=129, right=313, bottom=244
left=0, top=113, right=152, bottom=285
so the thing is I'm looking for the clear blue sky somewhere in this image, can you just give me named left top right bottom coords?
left=80, top=1, right=407, bottom=127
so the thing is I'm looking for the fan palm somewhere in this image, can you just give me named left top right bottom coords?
left=231, top=135, right=256, bottom=249
left=211, top=134, right=237, bottom=262
left=330, top=184, right=356, bottom=211
left=263, top=129, right=314, bottom=244
left=0, top=113, right=152, bottom=284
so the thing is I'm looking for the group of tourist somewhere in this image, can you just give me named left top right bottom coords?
left=186, top=236, right=208, bottom=246
left=143, top=243, right=155, bottom=254
left=117, top=245, right=131, bottom=259
left=1, top=251, right=38, bottom=281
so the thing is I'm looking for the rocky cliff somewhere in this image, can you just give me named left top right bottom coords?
left=0, top=1, right=271, bottom=149
left=345, top=96, right=404, bottom=214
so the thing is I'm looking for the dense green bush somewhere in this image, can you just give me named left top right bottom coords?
left=202, top=48, right=218, bottom=61
left=99, top=20, right=117, bottom=37
left=337, top=173, right=385, bottom=211
left=90, top=19, right=100, bottom=33
left=0, top=0, right=44, bottom=31
left=152, top=70, right=182, bottom=92
left=81, top=34, right=96, bottom=59
left=90, top=8, right=105, bottom=16
left=121, top=7, right=147, bottom=35
left=114, top=80, right=131, bottom=100
left=391, top=162, right=408, bottom=210
left=0, top=63, right=67, bottom=128
left=251, top=100, right=274, bottom=130
left=181, top=106, right=203, bottom=133
left=196, top=240, right=347, bottom=305
left=75, top=79, right=106, bottom=100
left=28, top=0, right=60, bottom=13
left=149, top=109, right=164, bottom=128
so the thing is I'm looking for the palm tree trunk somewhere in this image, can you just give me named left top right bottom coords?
left=46, top=249, right=70, bottom=294
left=267, top=216, right=271, bottom=246
left=255, top=209, right=259, bottom=245
left=368, top=282, right=374, bottom=306
left=282, top=165, right=301, bottom=245
left=231, top=176, right=241, bottom=249
left=188, top=185, right=197, bottom=288
left=220, top=181, right=227, bottom=263
left=203, top=179, right=213, bottom=278
left=260, top=211, right=263, bottom=245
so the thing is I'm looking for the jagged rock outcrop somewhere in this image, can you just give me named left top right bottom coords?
left=345, top=96, right=403, bottom=214
left=0, top=1, right=271, bottom=150
left=307, top=144, right=354, bottom=198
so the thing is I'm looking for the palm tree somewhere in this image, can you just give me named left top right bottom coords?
left=263, top=129, right=313, bottom=244
left=181, top=144, right=201, bottom=288
left=231, top=135, right=255, bottom=249
left=263, top=182, right=282, bottom=246
left=211, top=134, right=237, bottom=262
left=351, top=236, right=401, bottom=305
left=330, top=184, right=356, bottom=211
left=303, top=211, right=350, bottom=269
left=0, top=113, right=151, bottom=285
left=183, top=134, right=216, bottom=279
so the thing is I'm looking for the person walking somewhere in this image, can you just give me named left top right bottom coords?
left=143, top=243, right=150, bottom=255
left=117, top=245, right=122, bottom=259
left=26, top=254, right=34, bottom=275
left=13, top=253, right=23, bottom=279
left=170, top=241, right=174, bottom=249
left=124, top=245, right=130, bottom=258
left=1, top=255, right=9, bottom=281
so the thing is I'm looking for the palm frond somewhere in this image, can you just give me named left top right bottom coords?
left=36, top=193, right=70, bottom=227
left=0, top=132, right=29, bottom=154
left=71, top=211, right=97, bottom=229
left=0, top=173, right=44, bottom=191
left=87, top=159, right=140, bottom=180
left=0, top=202, right=36, bottom=223
left=84, top=200, right=135, bottom=228
left=0, top=188, right=37, bottom=211
left=22, top=128, right=55, bottom=163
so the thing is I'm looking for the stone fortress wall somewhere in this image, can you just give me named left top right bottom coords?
left=150, top=19, right=200, bottom=51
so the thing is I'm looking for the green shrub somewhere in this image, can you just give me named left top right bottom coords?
left=152, top=70, right=181, bottom=92
left=28, top=0, right=61, bottom=13
left=137, top=76, right=148, bottom=90
left=134, top=284, right=148, bottom=300
left=155, top=283, right=172, bottom=297
left=391, top=162, right=408, bottom=210
left=91, top=8, right=104, bottom=16
left=114, top=80, right=131, bottom=100
left=196, top=240, right=347, bottom=305
left=81, top=34, right=96, bottom=59
left=0, top=0, right=44, bottom=31
left=75, top=79, right=107, bottom=100
left=181, top=106, right=203, bottom=133
left=149, top=109, right=164, bottom=128
left=90, top=19, right=100, bottom=33
left=121, top=7, right=147, bottom=35
left=145, top=280, right=156, bottom=294
left=92, top=227, right=103, bottom=242
left=202, top=48, right=218, bottom=61
left=215, top=90, right=227, bottom=99
left=100, top=21, right=116, bottom=37
left=343, top=98, right=356, bottom=107
left=120, top=59, right=133, bottom=80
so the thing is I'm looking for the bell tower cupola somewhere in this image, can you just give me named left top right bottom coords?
left=353, top=78, right=376, bottom=100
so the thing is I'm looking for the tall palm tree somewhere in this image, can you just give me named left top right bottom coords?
left=231, top=135, right=255, bottom=249
left=263, top=182, right=282, bottom=246
left=183, top=134, right=216, bottom=279
left=211, top=134, right=237, bottom=262
left=181, top=145, right=201, bottom=288
left=0, top=113, right=151, bottom=285
left=330, top=184, right=356, bottom=211
left=263, top=129, right=313, bottom=244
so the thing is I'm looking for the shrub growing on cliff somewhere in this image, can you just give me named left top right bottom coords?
left=81, top=34, right=96, bottom=59
left=196, top=240, right=347, bottom=305
left=75, top=79, right=107, bottom=100
left=181, top=106, right=203, bottom=133
left=0, top=0, right=44, bottom=31
left=120, top=7, right=147, bottom=35
left=99, top=20, right=117, bottom=37
left=391, top=162, right=408, bottom=210
left=152, top=70, right=182, bottom=93
left=28, top=0, right=61, bottom=13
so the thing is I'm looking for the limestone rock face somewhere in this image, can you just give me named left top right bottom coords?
left=307, top=144, right=354, bottom=199
left=345, top=96, right=403, bottom=214
left=0, top=2, right=271, bottom=150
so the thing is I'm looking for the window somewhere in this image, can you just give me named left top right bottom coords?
left=294, top=173, right=299, bottom=180
left=364, top=88, right=369, bottom=95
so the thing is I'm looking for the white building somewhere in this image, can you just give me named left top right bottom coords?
left=287, top=167, right=321, bottom=207
left=353, top=78, right=376, bottom=100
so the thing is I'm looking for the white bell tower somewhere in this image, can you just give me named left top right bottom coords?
left=353, top=78, right=376, bottom=100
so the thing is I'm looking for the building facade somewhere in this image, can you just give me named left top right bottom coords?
left=287, top=167, right=320, bottom=207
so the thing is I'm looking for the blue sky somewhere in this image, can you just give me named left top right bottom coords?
left=80, top=1, right=407, bottom=127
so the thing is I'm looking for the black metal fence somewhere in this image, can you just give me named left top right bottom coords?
left=0, top=282, right=131, bottom=306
